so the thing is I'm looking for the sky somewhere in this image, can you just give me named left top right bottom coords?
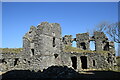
left=2, top=2, right=118, bottom=54
left=1, top=0, right=120, bottom=2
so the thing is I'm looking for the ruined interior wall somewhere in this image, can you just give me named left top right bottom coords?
left=61, top=52, right=116, bottom=71
left=22, top=26, right=37, bottom=57
left=76, top=33, right=89, bottom=50
left=1, top=53, right=20, bottom=72
left=94, top=31, right=108, bottom=51
left=62, top=35, right=73, bottom=46
left=1, top=51, right=116, bottom=72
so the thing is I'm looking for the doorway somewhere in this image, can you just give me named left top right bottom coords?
left=80, top=56, right=87, bottom=69
left=71, top=56, right=77, bottom=69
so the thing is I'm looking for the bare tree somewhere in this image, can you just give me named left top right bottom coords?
left=95, top=22, right=120, bottom=56
left=95, top=22, right=120, bottom=43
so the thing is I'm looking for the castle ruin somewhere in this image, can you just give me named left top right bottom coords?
left=0, top=22, right=117, bottom=72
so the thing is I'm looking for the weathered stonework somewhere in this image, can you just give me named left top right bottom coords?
left=0, top=22, right=117, bottom=72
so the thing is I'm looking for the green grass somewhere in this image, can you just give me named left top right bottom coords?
left=117, top=57, right=120, bottom=66
left=117, top=66, right=120, bottom=70
left=0, top=48, right=23, bottom=53
left=116, top=56, right=120, bottom=72
left=64, top=45, right=110, bottom=54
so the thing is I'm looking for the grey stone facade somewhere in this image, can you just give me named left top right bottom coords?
left=0, top=22, right=117, bottom=72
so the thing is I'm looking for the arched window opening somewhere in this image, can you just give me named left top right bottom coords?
left=80, top=42, right=86, bottom=50
left=72, top=41, right=77, bottom=47
left=103, top=42, right=109, bottom=51
left=90, top=41, right=95, bottom=51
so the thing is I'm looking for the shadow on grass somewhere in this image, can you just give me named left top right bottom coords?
left=1, top=66, right=120, bottom=80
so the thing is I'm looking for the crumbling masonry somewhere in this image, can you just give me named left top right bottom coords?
left=0, top=22, right=117, bottom=72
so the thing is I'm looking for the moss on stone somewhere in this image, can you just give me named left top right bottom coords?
left=64, top=45, right=109, bottom=54
left=30, top=26, right=35, bottom=29
left=0, top=48, right=23, bottom=53
left=117, top=66, right=120, bottom=72
left=116, top=56, right=120, bottom=72
left=117, top=57, right=120, bottom=66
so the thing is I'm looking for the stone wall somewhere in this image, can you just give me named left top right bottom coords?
left=76, top=33, right=90, bottom=50
left=0, top=22, right=117, bottom=72
left=61, top=52, right=116, bottom=70
left=62, top=31, right=115, bottom=53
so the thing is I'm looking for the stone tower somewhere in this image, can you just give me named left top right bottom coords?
left=22, top=22, right=63, bottom=70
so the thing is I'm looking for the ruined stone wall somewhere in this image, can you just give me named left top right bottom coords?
left=94, top=31, right=108, bottom=51
left=61, top=52, right=116, bottom=70
left=34, top=22, right=63, bottom=70
left=0, top=51, right=116, bottom=72
left=21, top=22, right=63, bottom=71
left=1, top=53, right=20, bottom=71
left=22, top=26, right=37, bottom=57
left=62, top=31, right=115, bottom=52
left=76, top=33, right=90, bottom=50
left=62, top=35, right=73, bottom=46
left=0, top=22, right=117, bottom=72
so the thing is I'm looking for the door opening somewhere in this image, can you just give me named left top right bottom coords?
left=80, top=56, right=87, bottom=69
left=71, top=56, right=77, bottom=69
